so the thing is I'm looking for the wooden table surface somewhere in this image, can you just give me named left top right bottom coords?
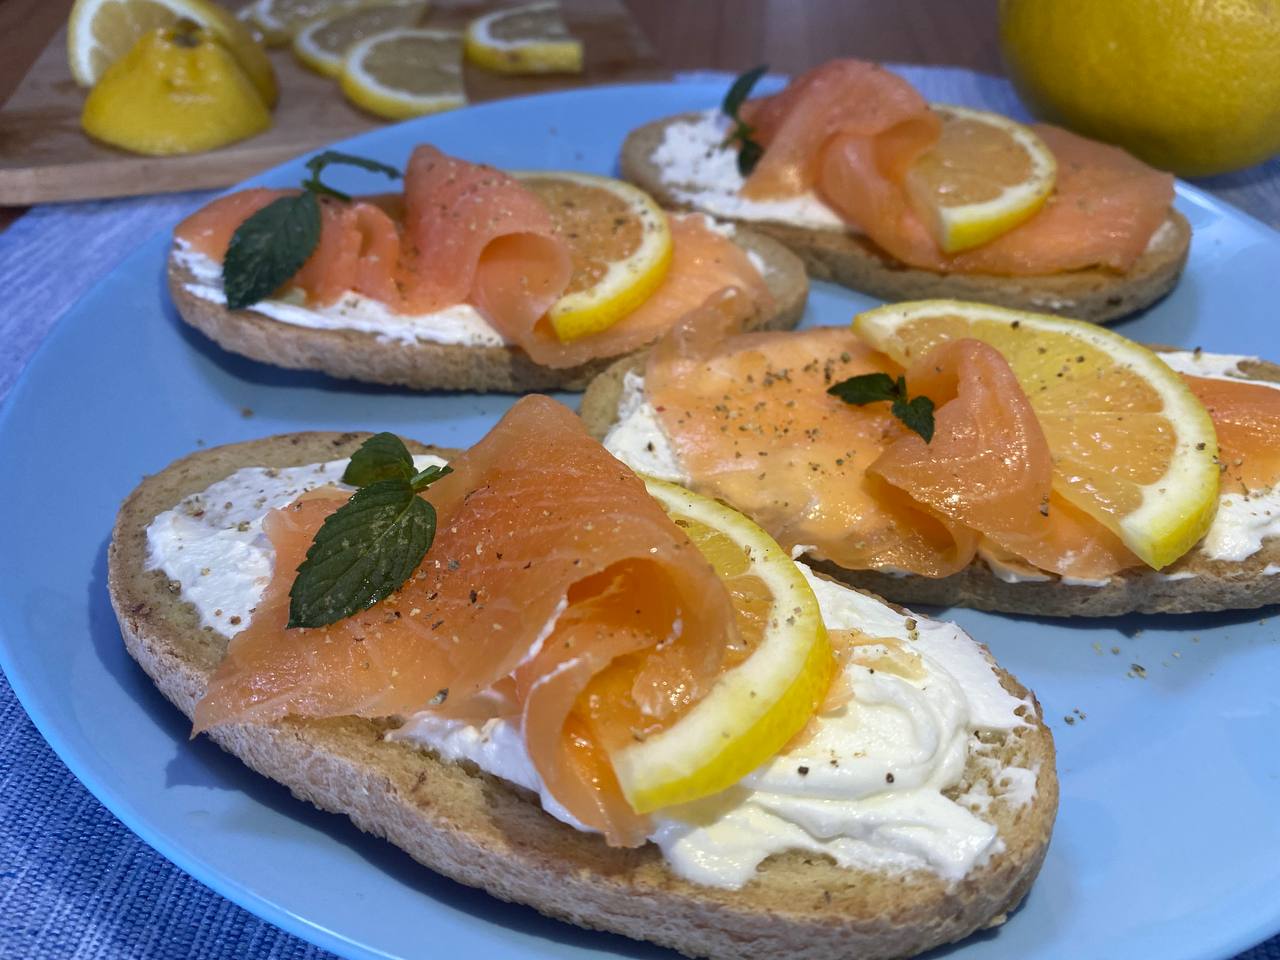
left=2, top=0, right=1277, bottom=228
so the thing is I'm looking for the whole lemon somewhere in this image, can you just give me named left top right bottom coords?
left=999, top=0, right=1280, bottom=176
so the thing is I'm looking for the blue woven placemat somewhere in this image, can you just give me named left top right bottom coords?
left=1, top=67, right=1278, bottom=960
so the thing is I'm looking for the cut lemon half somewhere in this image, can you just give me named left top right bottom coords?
left=610, top=477, right=834, bottom=815
left=249, top=0, right=367, bottom=46
left=292, top=2, right=426, bottom=76
left=68, top=0, right=277, bottom=105
left=515, top=171, right=673, bottom=343
left=339, top=27, right=465, bottom=120
left=464, top=0, right=582, bottom=74
left=904, top=105, right=1056, bottom=254
left=854, top=300, right=1220, bottom=569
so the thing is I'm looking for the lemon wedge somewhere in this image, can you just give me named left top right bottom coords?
left=855, top=300, right=1220, bottom=569
left=516, top=172, right=673, bottom=343
left=68, top=0, right=277, bottom=105
left=81, top=22, right=272, bottom=155
left=610, top=478, right=834, bottom=815
left=464, top=0, right=582, bottom=74
left=339, top=27, right=465, bottom=120
left=904, top=105, right=1056, bottom=254
left=292, top=2, right=426, bottom=77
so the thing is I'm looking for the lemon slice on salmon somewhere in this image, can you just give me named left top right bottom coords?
left=464, top=1, right=583, bottom=74
left=292, top=2, right=426, bottom=77
left=67, top=0, right=277, bottom=105
left=516, top=172, right=673, bottom=343
left=855, top=300, right=1220, bottom=569
left=904, top=105, right=1057, bottom=254
left=611, top=478, right=834, bottom=815
left=339, top=27, right=466, bottom=120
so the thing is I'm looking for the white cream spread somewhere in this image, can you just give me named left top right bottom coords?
left=394, top=566, right=1034, bottom=889
left=145, top=454, right=447, bottom=634
left=1158, top=350, right=1280, bottom=386
left=174, top=242, right=508, bottom=348
left=605, top=360, right=1280, bottom=579
left=651, top=109, right=846, bottom=231
left=148, top=455, right=1037, bottom=890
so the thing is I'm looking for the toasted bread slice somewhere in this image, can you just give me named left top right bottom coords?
left=108, top=432, right=1057, bottom=960
left=167, top=227, right=807, bottom=393
left=620, top=113, right=1191, bottom=325
left=581, top=353, right=1280, bottom=617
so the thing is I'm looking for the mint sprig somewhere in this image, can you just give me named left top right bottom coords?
left=287, top=434, right=452, bottom=629
left=222, top=151, right=403, bottom=311
left=721, top=64, right=768, bottom=177
left=828, top=373, right=936, bottom=443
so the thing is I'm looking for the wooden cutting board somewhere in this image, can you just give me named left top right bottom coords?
left=0, top=0, right=665, bottom=205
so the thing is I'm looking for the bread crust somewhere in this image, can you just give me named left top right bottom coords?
left=168, top=228, right=808, bottom=393
left=619, top=113, right=1191, bottom=325
left=580, top=353, right=1280, bottom=617
left=108, top=432, right=1057, bottom=960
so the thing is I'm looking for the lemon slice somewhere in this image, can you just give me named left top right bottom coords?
left=339, top=27, right=465, bottom=120
left=464, top=0, right=583, bottom=74
left=515, top=172, right=673, bottom=343
left=68, top=0, right=277, bottom=105
left=292, top=2, right=426, bottom=77
left=610, top=478, right=834, bottom=815
left=904, top=105, right=1057, bottom=254
left=855, top=300, right=1220, bottom=569
left=250, top=0, right=367, bottom=46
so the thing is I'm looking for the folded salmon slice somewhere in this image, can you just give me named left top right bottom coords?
left=870, top=340, right=1138, bottom=579
left=737, top=59, right=1173, bottom=275
left=647, top=318, right=1137, bottom=580
left=1183, top=375, right=1280, bottom=490
left=739, top=59, right=939, bottom=201
left=820, top=124, right=1175, bottom=275
left=193, top=395, right=735, bottom=846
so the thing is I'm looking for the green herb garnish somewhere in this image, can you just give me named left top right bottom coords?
left=222, top=151, right=403, bottom=311
left=287, top=433, right=452, bottom=629
left=828, top=373, right=936, bottom=443
left=721, top=64, right=769, bottom=176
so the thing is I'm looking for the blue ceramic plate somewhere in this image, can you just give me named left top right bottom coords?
left=1, top=81, right=1278, bottom=960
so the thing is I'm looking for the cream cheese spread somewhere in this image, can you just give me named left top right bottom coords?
left=145, top=454, right=447, bottom=634
left=148, top=455, right=1037, bottom=890
left=605, top=362, right=1280, bottom=579
left=1158, top=349, right=1280, bottom=386
left=174, top=241, right=507, bottom=348
left=651, top=109, right=846, bottom=231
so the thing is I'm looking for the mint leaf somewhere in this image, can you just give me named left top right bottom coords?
left=223, top=192, right=321, bottom=310
left=302, top=150, right=402, bottom=202
left=342, top=432, right=416, bottom=486
left=720, top=65, right=769, bottom=177
left=892, top=395, right=936, bottom=443
left=828, top=373, right=936, bottom=442
left=721, top=64, right=768, bottom=120
left=410, top=463, right=451, bottom=491
left=826, top=372, right=899, bottom=405
left=287, top=479, right=437, bottom=628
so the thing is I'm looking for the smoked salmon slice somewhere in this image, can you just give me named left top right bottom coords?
left=738, top=59, right=940, bottom=201
left=1183, top=374, right=1280, bottom=490
left=736, top=60, right=1173, bottom=275
left=646, top=317, right=1139, bottom=580
left=193, top=395, right=736, bottom=846
left=820, top=124, right=1175, bottom=275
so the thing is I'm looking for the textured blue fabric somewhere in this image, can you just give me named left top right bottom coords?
left=1, top=67, right=1278, bottom=960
